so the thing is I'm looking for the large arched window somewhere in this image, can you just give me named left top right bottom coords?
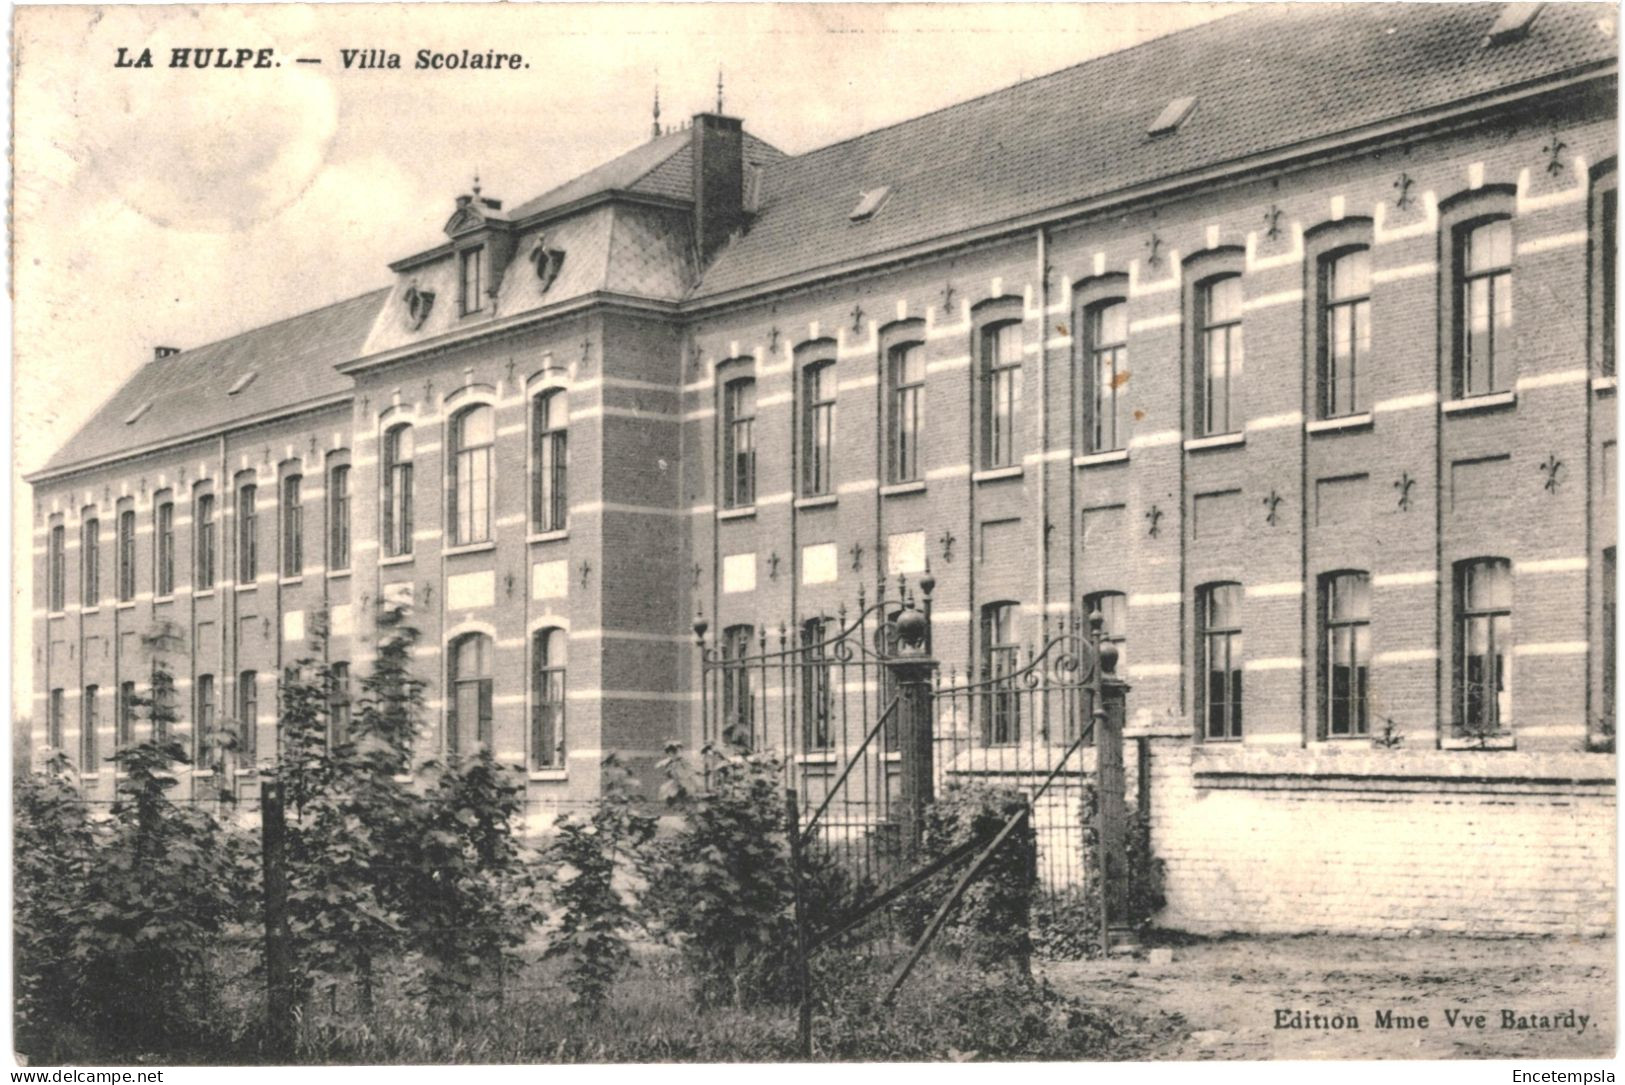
left=723, top=377, right=756, bottom=508
left=887, top=343, right=924, bottom=483
left=1319, top=571, right=1371, bottom=738
left=1197, top=582, right=1243, bottom=740
left=800, top=617, right=833, bottom=751
left=1083, top=300, right=1128, bottom=452
left=1455, top=558, right=1512, bottom=739
left=722, top=624, right=754, bottom=746
left=533, top=390, right=568, bottom=533
left=532, top=628, right=566, bottom=769
left=1196, top=275, right=1243, bottom=436
left=979, top=321, right=1022, bottom=468
left=801, top=360, right=836, bottom=496
left=981, top=601, right=1021, bottom=745
left=1455, top=217, right=1513, bottom=397
left=1319, top=248, right=1371, bottom=418
left=450, top=405, right=494, bottom=545
left=383, top=424, right=414, bottom=557
left=449, top=632, right=494, bottom=754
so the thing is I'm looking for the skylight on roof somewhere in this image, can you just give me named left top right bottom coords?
left=849, top=186, right=891, bottom=222
left=124, top=401, right=153, bottom=425
left=1484, top=2, right=1543, bottom=46
left=227, top=371, right=259, bottom=396
left=1148, top=97, right=1197, bottom=136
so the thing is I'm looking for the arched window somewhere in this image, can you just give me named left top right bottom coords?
left=1083, top=300, right=1128, bottom=452
left=1319, top=572, right=1371, bottom=737
left=383, top=424, right=414, bottom=557
left=887, top=343, right=925, bottom=483
left=235, top=482, right=256, bottom=584
left=1196, top=275, right=1243, bottom=436
left=723, top=377, right=756, bottom=508
left=328, top=463, right=351, bottom=571
left=1455, top=558, right=1512, bottom=739
left=195, top=490, right=216, bottom=590
left=236, top=671, right=257, bottom=761
left=81, top=512, right=99, bottom=607
left=1319, top=248, right=1371, bottom=418
left=533, top=390, right=568, bottom=533
left=450, top=405, right=494, bottom=545
left=532, top=629, right=566, bottom=769
left=328, top=662, right=351, bottom=747
left=981, top=601, right=1021, bottom=745
left=1594, top=166, right=1617, bottom=377
left=195, top=674, right=215, bottom=760
left=46, top=518, right=64, bottom=612
left=801, top=360, right=836, bottom=495
left=117, top=504, right=137, bottom=601
left=281, top=474, right=303, bottom=577
left=449, top=633, right=494, bottom=754
left=801, top=617, right=833, bottom=751
left=722, top=625, right=754, bottom=745
left=1455, top=218, right=1513, bottom=397
left=980, top=322, right=1022, bottom=468
left=155, top=494, right=175, bottom=597
left=1198, top=582, right=1243, bottom=740
left=82, top=685, right=98, bottom=771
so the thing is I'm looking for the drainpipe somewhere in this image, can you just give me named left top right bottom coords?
left=1035, top=228, right=1051, bottom=637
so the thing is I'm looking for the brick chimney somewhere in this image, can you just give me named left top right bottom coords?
left=691, top=112, right=745, bottom=266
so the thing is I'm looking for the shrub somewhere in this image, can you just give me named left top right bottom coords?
left=542, top=756, right=656, bottom=1013
left=899, top=782, right=1036, bottom=971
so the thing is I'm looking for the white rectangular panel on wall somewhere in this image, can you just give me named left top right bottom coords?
left=887, top=531, right=926, bottom=576
left=330, top=603, right=353, bottom=638
left=282, top=610, right=305, bottom=643
left=532, top=560, right=569, bottom=601
left=723, top=552, right=757, bottom=594
left=383, top=581, right=414, bottom=610
left=447, top=570, right=495, bottom=610
left=802, top=542, right=838, bottom=585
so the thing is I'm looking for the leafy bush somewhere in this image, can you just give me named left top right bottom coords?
left=14, top=704, right=257, bottom=1062
left=542, top=756, right=656, bottom=1012
left=899, top=782, right=1036, bottom=970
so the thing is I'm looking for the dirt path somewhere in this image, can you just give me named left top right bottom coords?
left=1044, top=934, right=1615, bottom=1061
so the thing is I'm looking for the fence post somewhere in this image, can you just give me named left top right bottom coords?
left=784, top=788, right=813, bottom=1059
left=262, top=780, right=296, bottom=1055
left=1096, top=673, right=1132, bottom=951
left=884, top=588, right=937, bottom=860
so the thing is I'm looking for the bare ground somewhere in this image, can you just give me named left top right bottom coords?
left=1044, top=933, right=1615, bottom=1061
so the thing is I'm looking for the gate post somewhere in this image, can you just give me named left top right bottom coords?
left=885, top=579, right=938, bottom=859
left=1095, top=671, right=1132, bottom=950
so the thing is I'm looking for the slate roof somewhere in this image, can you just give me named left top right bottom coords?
left=690, top=2, right=1618, bottom=298
left=37, top=289, right=389, bottom=476
left=505, top=129, right=785, bottom=221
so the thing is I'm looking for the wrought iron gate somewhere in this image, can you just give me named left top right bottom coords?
left=696, top=572, right=1131, bottom=932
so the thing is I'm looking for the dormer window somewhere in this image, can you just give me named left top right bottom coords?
left=459, top=246, right=486, bottom=315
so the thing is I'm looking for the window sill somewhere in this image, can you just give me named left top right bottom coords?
left=972, top=465, right=1023, bottom=484
left=279, top=576, right=303, bottom=587
left=1306, top=412, right=1374, bottom=435
left=81, top=606, right=101, bottom=616
left=116, top=601, right=137, bottom=611
left=234, top=583, right=256, bottom=594
left=718, top=506, right=756, bottom=522
left=46, top=611, right=65, bottom=620
left=196, top=589, right=216, bottom=599
left=1183, top=432, right=1245, bottom=452
left=379, top=554, right=415, bottom=567
left=153, top=596, right=174, bottom=606
left=444, top=541, right=496, bottom=557
left=193, top=769, right=214, bottom=779
left=528, top=768, right=568, bottom=782
left=1439, top=733, right=1517, bottom=751
left=1593, top=376, right=1617, bottom=394
left=327, top=569, right=352, bottom=580
left=795, top=751, right=839, bottom=765
left=1441, top=390, right=1516, bottom=415
left=1074, top=448, right=1129, bottom=468
left=80, top=772, right=102, bottom=781
left=795, top=494, right=838, bottom=510
left=528, top=529, right=569, bottom=544
left=879, top=480, right=926, bottom=497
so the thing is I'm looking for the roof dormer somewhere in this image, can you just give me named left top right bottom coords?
left=441, top=178, right=518, bottom=314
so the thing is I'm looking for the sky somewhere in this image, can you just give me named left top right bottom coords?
left=10, top=1, right=1245, bottom=721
